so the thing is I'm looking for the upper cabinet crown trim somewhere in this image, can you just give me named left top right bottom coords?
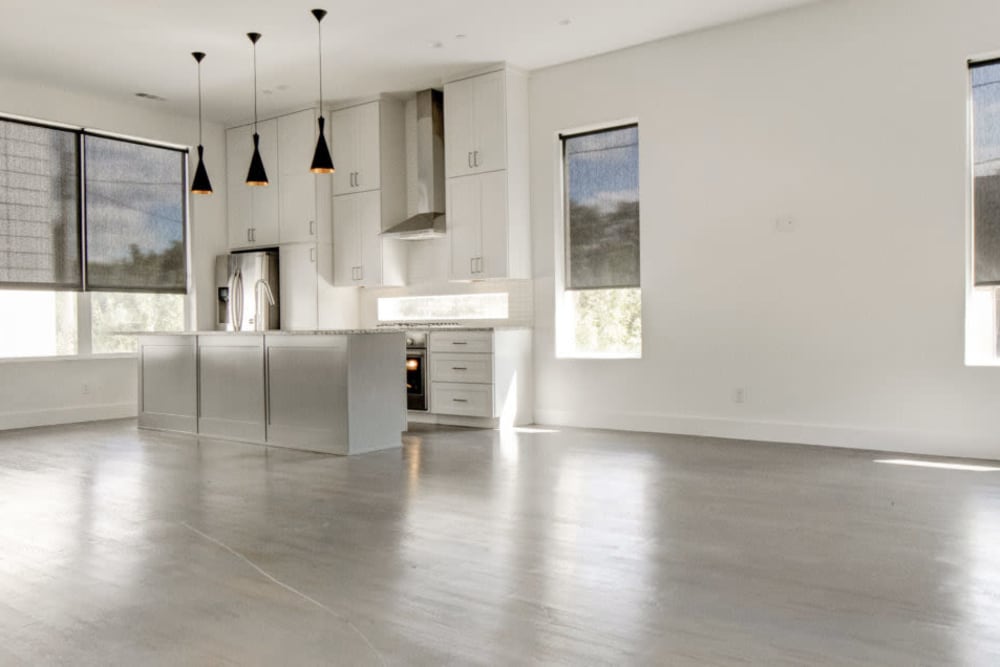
left=443, top=63, right=526, bottom=85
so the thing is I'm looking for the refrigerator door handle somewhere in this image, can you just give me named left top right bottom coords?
left=233, top=270, right=244, bottom=332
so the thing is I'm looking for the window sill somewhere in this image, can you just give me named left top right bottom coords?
left=557, top=352, right=642, bottom=360
left=0, top=353, right=136, bottom=365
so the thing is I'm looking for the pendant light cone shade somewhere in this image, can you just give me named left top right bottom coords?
left=190, top=51, right=213, bottom=194
left=245, top=32, right=269, bottom=186
left=246, top=133, right=269, bottom=185
left=309, top=9, right=335, bottom=173
left=311, top=114, right=334, bottom=174
left=192, top=145, right=213, bottom=194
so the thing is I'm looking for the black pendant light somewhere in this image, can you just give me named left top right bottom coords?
left=245, top=32, right=269, bottom=186
left=190, top=51, right=213, bottom=194
left=309, top=9, right=335, bottom=173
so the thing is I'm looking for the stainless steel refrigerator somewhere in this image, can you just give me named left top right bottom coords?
left=215, top=251, right=280, bottom=331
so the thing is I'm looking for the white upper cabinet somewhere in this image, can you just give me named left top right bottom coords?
left=329, top=97, right=406, bottom=288
left=331, top=101, right=383, bottom=196
left=225, top=117, right=280, bottom=249
left=333, top=190, right=404, bottom=288
left=444, top=70, right=507, bottom=177
left=448, top=170, right=508, bottom=281
left=278, top=109, right=320, bottom=244
left=279, top=242, right=319, bottom=331
left=226, top=124, right=253, bottom=249
left=444, top=66, right=530, bottom=280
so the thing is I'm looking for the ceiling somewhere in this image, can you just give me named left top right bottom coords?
left=0, top=0, right=818, bottom=127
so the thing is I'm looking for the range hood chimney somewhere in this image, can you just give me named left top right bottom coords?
left=381, top=89, right=446, bottom=240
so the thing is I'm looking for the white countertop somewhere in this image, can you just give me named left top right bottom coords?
left=135, top=326, right=530, bottom=336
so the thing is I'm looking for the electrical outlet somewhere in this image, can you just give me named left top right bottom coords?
left=732, top=387, right=747, bottom=404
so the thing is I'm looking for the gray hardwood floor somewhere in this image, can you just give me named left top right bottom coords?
left=1, top=419, right=999, bottom=665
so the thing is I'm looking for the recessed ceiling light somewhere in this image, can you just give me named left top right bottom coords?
left=558, top=18, right=572, bottom=26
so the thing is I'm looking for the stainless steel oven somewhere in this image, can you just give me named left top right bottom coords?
left=406, top=331, right=428, bottom=411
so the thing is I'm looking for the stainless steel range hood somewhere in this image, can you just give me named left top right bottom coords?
left=381, top=89, right=446, bottom=240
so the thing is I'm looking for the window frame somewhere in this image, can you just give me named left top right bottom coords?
left=554, top=119, right=642, bottom=360
left=0, top=112, right=192, bottom=360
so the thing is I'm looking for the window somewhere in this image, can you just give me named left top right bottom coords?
left=558, top=124, right=641, bottom=358
left=91, top=292, right=184, bottom=353
left=0, top=290, right=77, bottom=357
left=969, top=60, right=1000, bottom=364
left=0, top=114, right=189, bottom=359
left=378, top=293, right=509, bottom=322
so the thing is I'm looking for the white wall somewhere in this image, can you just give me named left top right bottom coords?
left=530, top=0, right=1000, bottom=459
left=0, top=76, right=227, bottom=430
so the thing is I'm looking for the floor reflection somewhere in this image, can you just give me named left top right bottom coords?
left=2, top=420, right=1000, bottom=664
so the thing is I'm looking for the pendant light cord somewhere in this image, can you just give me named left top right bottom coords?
left=197, top=61, right=204, bottom=146
left=252, top=42, right=258, bottom=133
left=317, top=19, right=323, bottom=108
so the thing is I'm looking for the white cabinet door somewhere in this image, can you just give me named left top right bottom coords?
left=330, top=105, right=356, bottom=196
left=332, top=194, right=360, bottom=286
left=250, top=118, right=280, bottom=246
left=331, top=102, right=381, bottom=196
left=357, top=189, right=383, bottom=287
left=197, top=335, right=266, bottom=442
left=444, top=77, right=475, bottom=178
left=278, top=109, right=319, bottom=244
left=471, top=71, right=506, bottom=174
left=354, top=101, right=381, bottom=193
left=478, top=170, right=508, bottom=279
left=226, top=125, right=254, bottom=248
left=447, top=174, right=481, bottom=280
left=265, top=336, right=348, bottom=451
left=279, top=243, right=318, bottom=331
left=138, top=335, right=197, bottom=433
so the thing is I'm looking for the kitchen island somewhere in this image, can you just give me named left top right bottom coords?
left=136, top=331, right=405, bottom=455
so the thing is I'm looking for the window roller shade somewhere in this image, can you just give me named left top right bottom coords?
left=84, top=135, right=187, bottom=293
left=0, top=118, right=81, bottom=289
left=563, top=124, right=640, bottom=291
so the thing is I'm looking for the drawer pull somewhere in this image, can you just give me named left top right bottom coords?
left=452, top=367, right=468, bottom=371
left=452, top=398, right=468, bottom=403
left=451, top=341, right=468, bottom=345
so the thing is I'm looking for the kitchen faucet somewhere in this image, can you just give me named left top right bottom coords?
left=254, top=279, right=275, bottom=331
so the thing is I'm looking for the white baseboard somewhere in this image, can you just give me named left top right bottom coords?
left=0, top=402, right=137, bottom=432
left=533, top=408, right=1000, bottom=461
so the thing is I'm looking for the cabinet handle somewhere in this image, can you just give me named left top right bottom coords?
left=310, top=247, right=316, bottom=263
left=470, top=257, right=475, bottom=274
left=452, top=398, right=469, bottom=403
left=358, top=266, right=364, bottom=281
left=247, top=228, right=252, bottom=243
left=451, top=341, right=468, bottom=346
left=309, top=220, right=316, bottom=236
left=467, top=152, right=473, bottom=169
left=474, top=150, right=480, bottom=167
left=251, top=228, right=256, bottom=243
left=452, top=367, right=468, bottom=371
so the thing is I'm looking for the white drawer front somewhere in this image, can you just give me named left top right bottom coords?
left=429, top=330, right=493, bottom=354
left=432, top=382, right=493, bottom=417
left=431, top=353, right=492, bottom=384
